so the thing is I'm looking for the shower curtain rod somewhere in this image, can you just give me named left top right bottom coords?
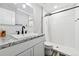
left=45, top=6, right=79, bottom=17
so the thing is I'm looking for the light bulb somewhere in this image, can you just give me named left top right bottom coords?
left=54, top=5, right=57, bottom=9
left=22, top=4, right=26, bottom=8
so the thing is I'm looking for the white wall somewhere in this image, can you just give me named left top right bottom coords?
left=75, top=7, right=79, bottom=50
left=47, top=9, right=75, bottom=48
left=43, top=17, right=50, bottom=42
left=0, top=25, right=22, bottom=34
left=32, top=4, right=43, bottom=34
left=43, top=9, right=50, bottom=42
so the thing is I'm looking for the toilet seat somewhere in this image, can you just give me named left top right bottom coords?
left=44, top=41, right=53, bottom=46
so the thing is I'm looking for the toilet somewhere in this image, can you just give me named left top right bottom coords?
left=43, top=18, right=54, bottom=55
left=44, top=41, right=53, bottom=56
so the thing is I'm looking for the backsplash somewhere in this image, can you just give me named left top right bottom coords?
left=0, top=25, right=28, bottom=35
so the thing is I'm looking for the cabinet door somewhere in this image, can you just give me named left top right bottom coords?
left=34, top=42, right=44, bottom=56
left=18, top=48, right=33, bottom=56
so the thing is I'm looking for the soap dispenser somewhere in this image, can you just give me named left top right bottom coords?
left=0, top=27, right=3, bottom=37
left=1, top=30, right=6, bottom=37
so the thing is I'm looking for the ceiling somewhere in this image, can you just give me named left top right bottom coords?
left=0, top=3, right=33, bottom=16
left=0, top=3, right=78, bottom=15
left=39, top=3, right=77, bottom=13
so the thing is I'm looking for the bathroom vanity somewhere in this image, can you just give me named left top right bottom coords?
left=0, top=33, right=45, bottom=56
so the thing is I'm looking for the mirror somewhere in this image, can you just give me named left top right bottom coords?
left=0, top=3, right=15, bottom=25
left=0, top=3, right=33, bottom=26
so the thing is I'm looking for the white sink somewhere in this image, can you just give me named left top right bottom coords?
left=10, top=33, right=39, bottom=39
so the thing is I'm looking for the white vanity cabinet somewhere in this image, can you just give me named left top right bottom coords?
left=18, top=48, right=33, bottom=56
left=33, top=42, right=44, bottom=56
left=18, top=36, right=45, bottom=56
left=18, top=42, right=44, bottom=56
left=0, top=35, right=45, bottom=56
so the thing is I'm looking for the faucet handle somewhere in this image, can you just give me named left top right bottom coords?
left=16, top=31, right=20, bottom=35
left=25, top=30, right=27, bottom=34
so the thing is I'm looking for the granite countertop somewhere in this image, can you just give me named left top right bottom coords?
left=0, top=33, right=44, bottom=50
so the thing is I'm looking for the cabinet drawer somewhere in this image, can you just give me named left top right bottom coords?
left=34, top=42, right=44, bottom=56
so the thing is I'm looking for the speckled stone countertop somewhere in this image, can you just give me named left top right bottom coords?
left=0, top=34, right=44, bottom=50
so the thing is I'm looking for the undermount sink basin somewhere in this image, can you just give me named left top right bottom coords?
left=10, top=33, right=39, bottom=39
